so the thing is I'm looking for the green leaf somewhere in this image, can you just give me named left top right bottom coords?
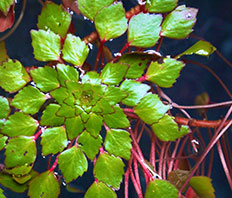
left=189, top=176, right=215, bottom=198
left=40, top=104, right=65, bottom=126
left=50, top=87, right=71, bottom=104
left=0, top=96, right=9, bottom=119
left=41, top=127, right=68, bottom=156
left=146, top=57, right=185, bottom=88
left=103, top=106, right=130, bottom=129
left=0, top=120, right=4, bottom=129
left=0, top=134, right=7, bottom=151
left=65, top=116, right=84, bottom=140
left=31, top=30, right=61, bottom=61
left=37, top=1, right=71, bottom=38
left=85, top=181, right=117, bottom=198
left=145, top=179, right=178, bottom=198
left=5, top=136, right=36, bottom=168
left=0, top=0, right=14, bottom=15
left=57, top=103, right=75, bottom=118
left=94, top=2, right=128, bottom=41
left=120, top=80, right=150, bottom=106
left=30, top=66, right=59, bottom=92
left=0, top=187, right=5, bottom=198
left=2, top=112, right=39, bottom=137
left=28, top=171, right=60, bottom=198
left=94, top=152, right=124, bottom=189
left=100, top=62, right=128, bottom=85
left=105, top=129, right=132, bottom=160
left=161, top=5, right=198, bottom=39
left=104, top=86, right=127, bottom=105
left=151, top=114, right=189, bottom=141
left=92, top=98, right=114, bottom=114
left=84, top=113, right=103, bottom=137
left=62, top=34, right=89, bottom=66
left=82, top=71, right=101, bottom=85
left=177, top=40, right=216, bottom=58
left=146, top=0, right=177, bottom=13
left=78, top=0, right=114, bottom=21
left=58, top=146, right=88, bottom=183
left=78, top=131, right=102, bottom=161
left=13, top=174, right=32, bottom=184
left=3, top=164, right=33, bottom=177
left=128, top=13, right=162, bottom=48
left=0, top=59, right=30, bottom=93
left=57, top=64, right=79, bottom=87
left=0, top=173, right=27, bottom=193
left=11, top=86, right=47, bottom=114
left=134, top=93, right=170, bottom=125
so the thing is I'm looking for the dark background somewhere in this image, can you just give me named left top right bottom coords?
left=1, top=0, right=232, bottom=197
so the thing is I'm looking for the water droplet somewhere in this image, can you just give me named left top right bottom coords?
left=114, top=52, right=121, bottom=57
left=30, top=81, right=36, bottom=87
left=42, top=156, right=45, bottom=159
left=62, top=182, right=67, bottom=186
left=88, top=43, right=93, bottom=49
left=109, top=39, right=113, bottom=42
left=137, top=0, right=146, bottom=5
left=83, top=16, right=88, bottom=21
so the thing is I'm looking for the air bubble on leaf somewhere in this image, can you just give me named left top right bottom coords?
left=42, top=156, right=46, bottom=159
left=79, top=68, right=85, bottom=78
left=62, top=182, right=67, bottom=186
left=109, top=39, right=113, bottom=42
left=88, top=43, right=93, bottom=50
left=114, top=52, right=121, bottom=57
left=30, top=81, right=36, bottom=87
left=83, top=16, right=89, bottom=21
left=137, top=0, right=146, bottom=5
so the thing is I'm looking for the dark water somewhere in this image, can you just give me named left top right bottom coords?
left=1, top=0, right=232, bottom=197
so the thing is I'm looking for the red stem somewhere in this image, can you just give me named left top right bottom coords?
left=94, top=39, right=105, bottom=71
left=221, top=135, right=232, bottom=177
left=124, top=168, right=129, bottom=198
left=158, top=142, right=166, bottom=178
left=156, top=36, right=163, bottom=52
left=168, top=139, right=180, bottom=174
left=49, top=154, right=60, bottom=172
left=33, top=127, right=46, bottom=141
left=136, top=75, right=147, bottom=82
left=133, top=158, right=142, bottom=191
left=150, top=135, right=156, bottom=170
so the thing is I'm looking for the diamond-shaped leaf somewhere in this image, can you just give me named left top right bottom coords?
left=50, top=87, right=71, bottom=104
left=152, top=114, right=189, bottom=141
left=94, top=152, right=124, bottom=189
left=93, top=99, right=114, bottom=114
left=62, top=34, right=89, bottom=66
left=128, top=13, right=162, bottom=48
left=0, top=0, right=14, bottom=15
left=85, top=181, right=117, bottom=198
left=100, top=62, right=128, bottom=85
left=41, top=127, right=68, bottom=156
left=84, top=113, right=103, bottom=137
left=0, top=96, right=9, bottom=119
left=5, top=136, right=36, bottom=168
left=0, top=134, right=7, bottom=151
left=0, top=59, right=30, bottom=93
left=161, top=5, right=198, bottom=39
left=120, top=80, right=150, bottom=106
left=37, top=1, right=71, bottom=38
left=28, top=171, right=60, bottom=198
left=146, top=0, right=177, bottom=13
left=40, top=104, right=65, bottom=126
left=146, top=57, right=185, bottom=88
left=105, top=129, right=132, bottom=160
left=94, top=2, right=128, bottom=41
left=134, top=93, right=170, bottom=125
left=57, top=103, right=75, bottom=118
left=78, top=131, right=102, bottom=161
left=82, top=71, right=101, bottom=85
left=30, top=66, right=59, bottom=92
left=58, top=146, right=88, bottom=183
left=65, top=116, right=84, bottom=140
left=11, top=86, right=47, bottom=114
left=104, top=86, right=127, bottom=105
left=78, top=0, right=114, bottom=21
left=2, top=112, right=39, bottom=137
left=103, top=106, right=130, bottom=129
left=31, top=29, right=61, bottom=61
left=145, top=179, right=178, bottom=198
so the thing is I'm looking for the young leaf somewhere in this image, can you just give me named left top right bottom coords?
left=41, top=127, right=68, bottom=156
left=78, top=0, right=114, bottom=21
left=50, top=87, right=71, bottom=104
left=94, top=152, right=125, bottom=189
left=58, top=146, right=88, bottom=183
left=0, top=96, right=9, bottom=119
left=31, top=29, right=61, bottom=61
left=189, top=176, right=215, bottom=198
left=100, top=62, right=128, bottom=85
left=85, top=181, right=117, bottom=198
left=94, top=2, right=128, bottom=41
left=0, top=59, right=30, bottom=93
left=161, top=5, right=198, bottom=39
left=78, top=131, right=102, bottom=161
left=62, top=34, right=89, bottom=66
left=0, top=188, right=5, bottom=198
left=92, top=98, right=114, bottom=114
left=104, top=86, right=127, bottom=105
left=82, top=71, right=101, bottom=85
left=57, top=103, right=76, bottom=118
left=0, top=0, right=14, bottom=15
left=40, top=104, right=65, bottom=126
left=128, top=13, right=162, bottom=47
left=103, top=106, right=130, bottom=129
left=0, top=135, right=8, bottom=151
left=30, top=66, right=59, bottom=92
left=120, top=80, right=150, bottom=106
left=84, top=113, right=103, bottom=137
left=28, top=171, right=60, bottom=198
left=134, top=93, right=170, bottom=124
left=2, top=112, right=39, bottom=137
left=146, top=0, right=177, bottom=13
left=105, top=129, right=132, bottom=160
left=146, top=57, right=185, bottom=88
left=37, top=1, right=71, bottom=38
left=65, top=116, right=84, bottom=140
left=5, top=136, right=36, bottom=168
left=152, top=114, right=189, bottom=141
left=11, top=86, right=47, bottom=114
left=0, top=41, right=9, bottom=63
left=177, top=40, right=216, bottom=58
left=145, top=179, right=178, bottom=198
